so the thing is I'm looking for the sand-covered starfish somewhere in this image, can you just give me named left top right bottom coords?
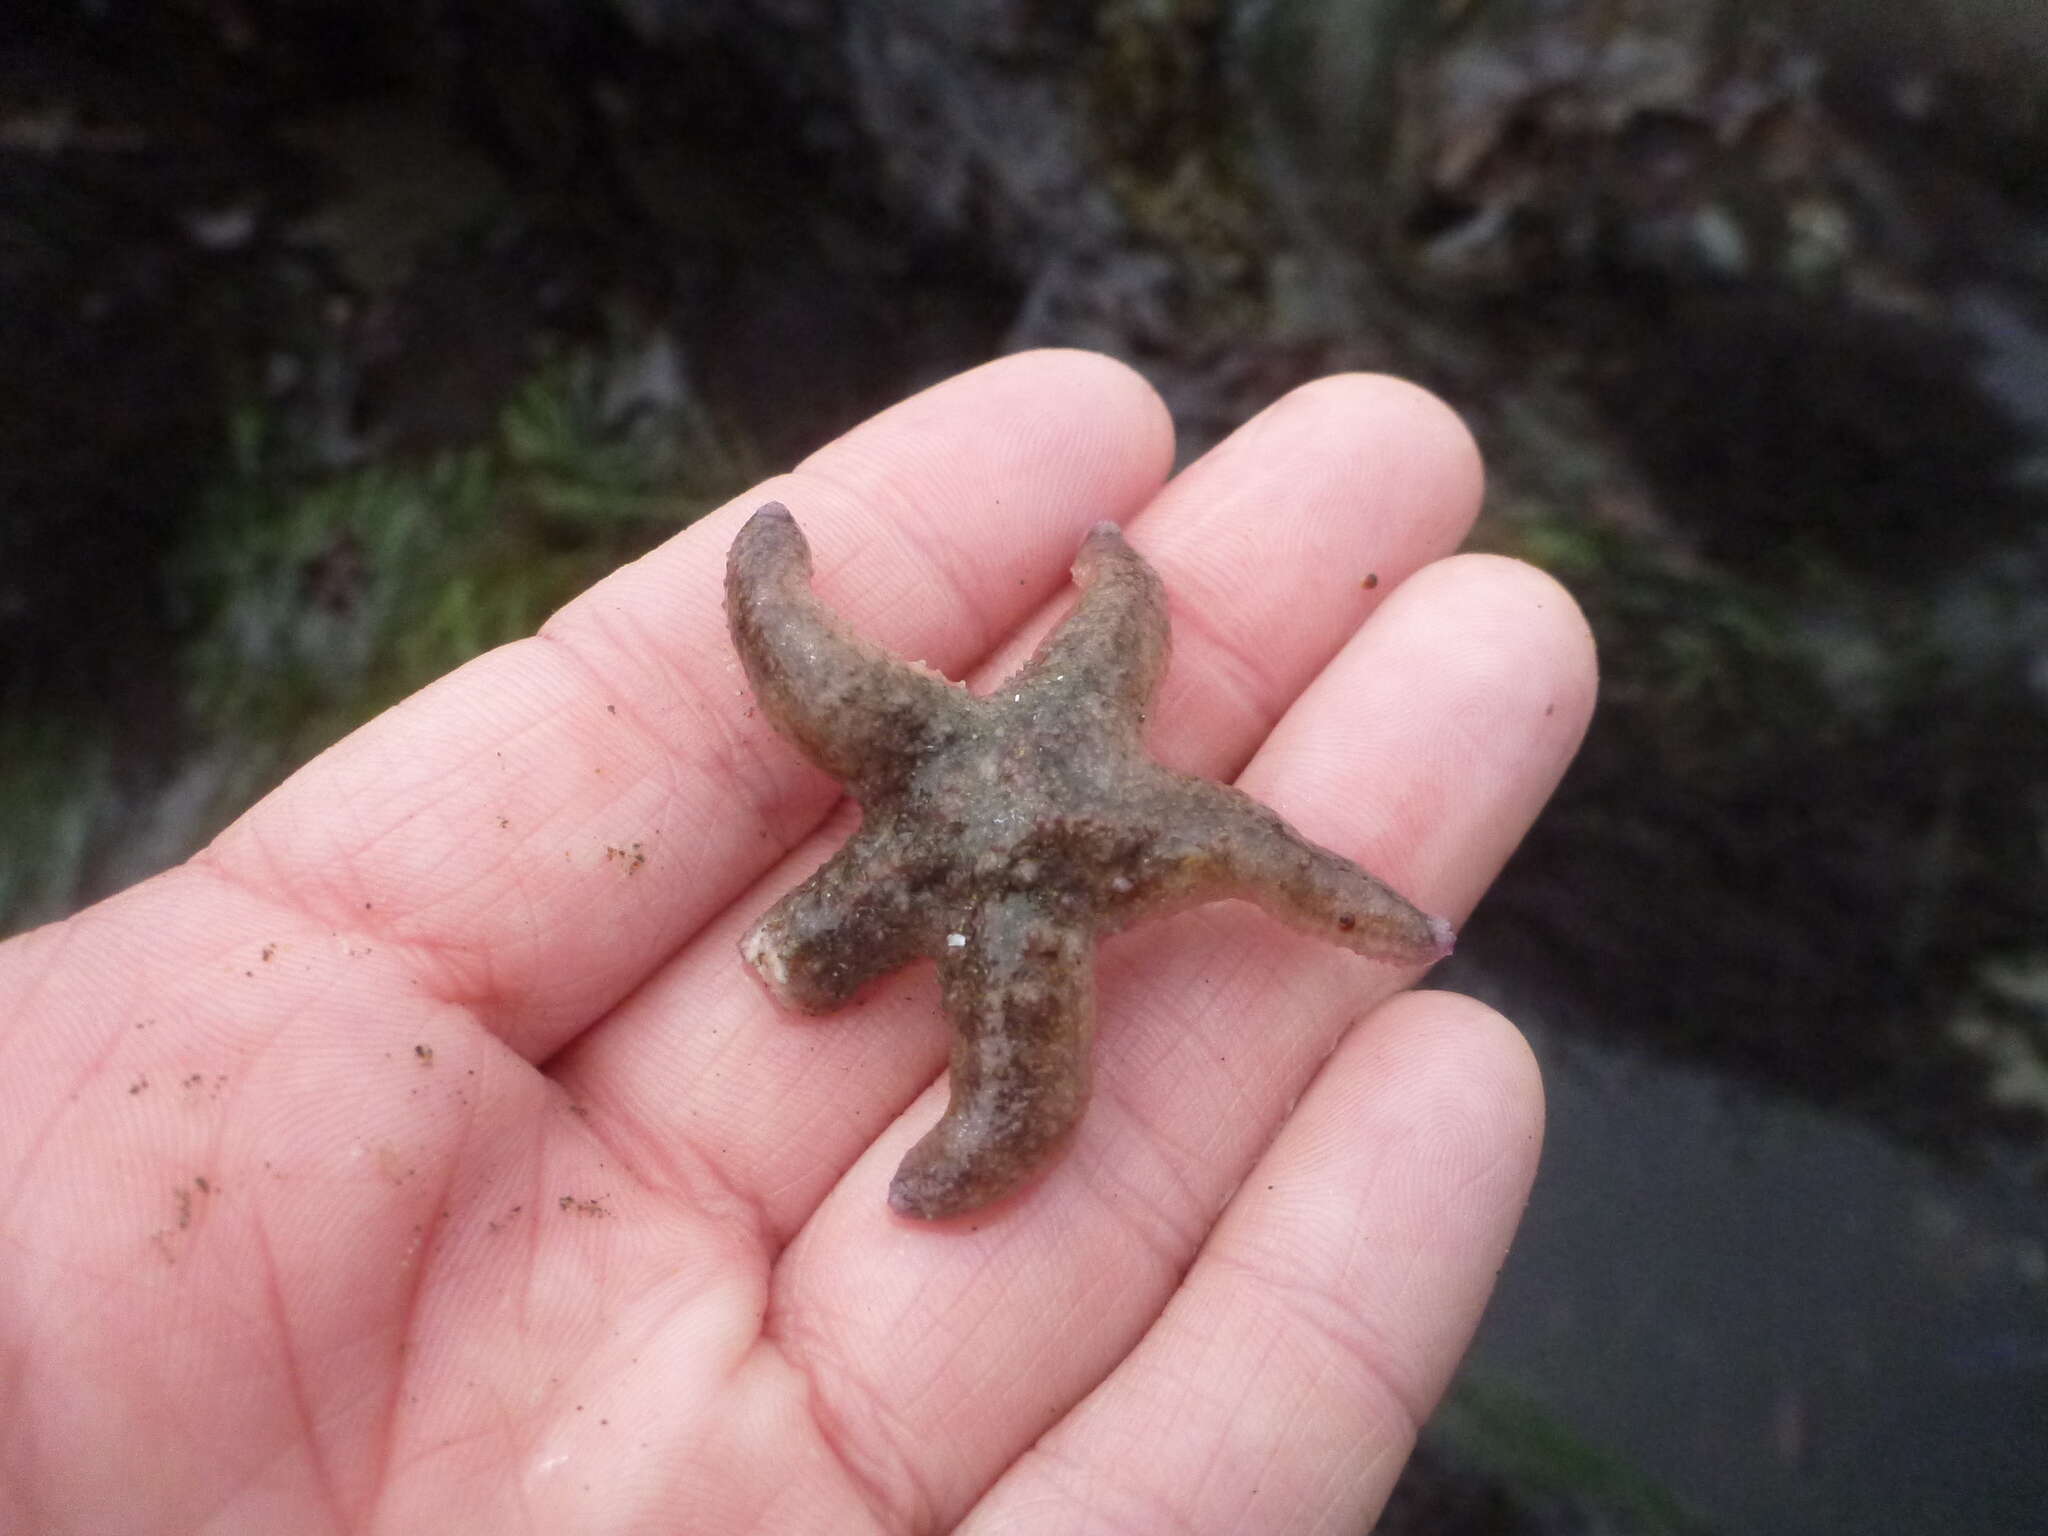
left=725, top=503, right=1454, bottom=1220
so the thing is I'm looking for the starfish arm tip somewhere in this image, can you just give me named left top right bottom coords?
left=1426, top=913, right=1458, bottom=961
left=738, top=916, right=891, bottom=1015
left=886, top=1149, right=964, bottom=1221
left=738, top=922, right=801, bottom=1006
left=730, top=501, right=803, bottom=571
left=886, top=1143, right=1039, bottom=1222
left=885, top=1173, right=939, bottom=1220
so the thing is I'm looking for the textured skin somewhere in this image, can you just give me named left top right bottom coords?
left=725, top=502, right=1454, bottom=1220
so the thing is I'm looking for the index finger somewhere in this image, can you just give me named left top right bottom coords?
left=198, top=350, right=1174, bottom=1060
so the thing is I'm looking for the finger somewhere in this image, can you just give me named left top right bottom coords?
left=555, top=374, right=1484, bottom=1232
left=767, top=552, right=1593, bottom=1527
left=989, top=372, right=1483, bottom=776
left=960, top=990, right=1542, bottom=1534
left=194, top=349, right=1174, bottom=1060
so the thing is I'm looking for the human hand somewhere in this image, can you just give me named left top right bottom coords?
left=1, top=351, right=1593, bottom=1533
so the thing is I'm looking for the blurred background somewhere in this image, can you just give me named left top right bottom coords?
left=4, top=1, right=2046, bottom=1530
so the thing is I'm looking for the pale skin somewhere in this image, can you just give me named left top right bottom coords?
left=0, top=351, right=1595, bottom=1534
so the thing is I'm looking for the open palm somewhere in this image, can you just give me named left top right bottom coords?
left=2, top=352, right=1592, bottom=1533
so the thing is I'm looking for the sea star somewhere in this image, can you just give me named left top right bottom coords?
left=726, top=503, right=1454, bottom=1220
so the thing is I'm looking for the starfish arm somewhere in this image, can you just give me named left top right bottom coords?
left=1008, top=523, right=1170, bottom=729
left=725, top=503, right=972, bottom=793
left=889, top=894, right=1096, bottom=1220
left=1118, top=775, right=1456, bottom=964
left=739, top=822, right=944, bottom=1013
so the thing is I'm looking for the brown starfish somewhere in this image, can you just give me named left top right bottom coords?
left=726, top=503, right=1454, bottom=1220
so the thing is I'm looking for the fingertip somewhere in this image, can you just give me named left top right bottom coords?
left=1220, top=986, right=1543, bottom=1419
left=1379, top=987, right=1546, bottom=1140
left=1261, top=987, right=1546, bottom=1240
left=1005, top=346, right=1175, bottom=450
left=1452, top=551, right=1599, bottom=680
left=1270, top=371, right=1485, bottom=537
left=1376, top=548, right=1597, bottom=770
left=813, top=347, right=1177, bottom=508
